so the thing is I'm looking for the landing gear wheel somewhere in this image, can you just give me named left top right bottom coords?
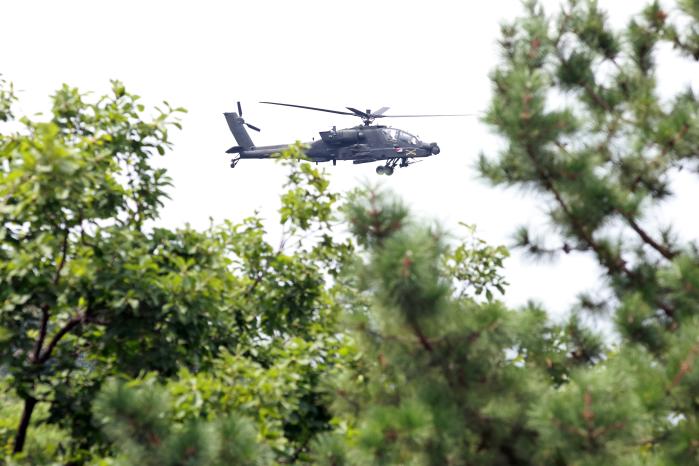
left=376, top=165, right=385, bottom=175
left=384, top=166, right=394, bottom=176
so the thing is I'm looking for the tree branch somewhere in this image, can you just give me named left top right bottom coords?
left=524, top=144, right=630, bottom=277
left=554, top=136, right=676, bottom=261
left=54, top=228, right=69, bottom=285
left=37, top=313, right=85, bottom=364
left=523, top=143, right=676, bottom=320
left=31, top=305, right=50, bottom=363
left=12, top=396, right=37, bottom=454
left=409, top=320, right=433, bottom=352
left=669, top=342, right=699, bottom=390
left=623, top=215, right=677, bottom=260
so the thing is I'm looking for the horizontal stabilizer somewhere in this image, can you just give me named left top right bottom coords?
left=226, top=146, right=243, bottom=154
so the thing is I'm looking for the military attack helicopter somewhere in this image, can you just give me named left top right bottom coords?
left=223, top=101, right=470, bottom=175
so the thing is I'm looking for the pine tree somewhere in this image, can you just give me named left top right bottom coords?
left=477, top=0, right=699, bottom=463
left=310, top=186, right=599, bottom=465
left=93, top=379, right=271, bottom=466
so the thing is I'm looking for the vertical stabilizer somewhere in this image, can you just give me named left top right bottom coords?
left=224, top=112, right=254, bottom=150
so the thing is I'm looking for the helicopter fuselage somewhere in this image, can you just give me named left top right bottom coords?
left=224, top=106, right=443, bottom=175
left=306, top=125, right=437, bottom=164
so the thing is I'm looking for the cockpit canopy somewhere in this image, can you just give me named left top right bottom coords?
left=383, top=128, right=420, bottom=145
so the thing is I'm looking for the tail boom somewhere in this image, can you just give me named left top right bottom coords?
left=224, top=108, right=307, bottom=167
left=237, top=145, right=291, bottom=159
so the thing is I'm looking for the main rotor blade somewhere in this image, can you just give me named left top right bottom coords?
left=346, top=107, right=370, bottom=118
left=375, top=113, right=476, bottom=118
left=373, top=106, right=390, bottom=116
left=246, top=123, right=261, bottom=132
left=260, top=101, right=356, bottom=116
left=237, top=101, right=243, bottom=116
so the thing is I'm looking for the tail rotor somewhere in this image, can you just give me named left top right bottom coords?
left=237, top=101, right=261, bottom=132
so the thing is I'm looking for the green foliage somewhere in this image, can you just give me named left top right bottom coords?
left=0, top=79, right=353, bottom=464
left=530, top=363, right=652, bottom=466
left=0, top=383, right=70, bottom=465
left=0, top=75, right=15, bottom=123
left=0, top=79, right=217, bottom=458
left=93, top=378, right=270, bottom=466
left=479, top=0, right=699, bottom=463
left=443, top=223, right=509, bottom=301
left=311, top=187, right=592, bottom=465
left=3, top=2, right=699, bottom=462
left=481, top=0, right=699, bottom=334
left=161, top=335, right=352, bottom=460
left=279, top=146, right=337, bottom=231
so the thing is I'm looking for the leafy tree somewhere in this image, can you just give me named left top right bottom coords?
left=0, top=79, right=209, bottom=457
left=0, top=383, right=71, bottom=465
left=0, top=80, right=351, bottom=463
left=83, top=153, right=357, bottom=464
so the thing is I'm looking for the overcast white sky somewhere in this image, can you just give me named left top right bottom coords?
left=2, top=1, right=697, bottom=319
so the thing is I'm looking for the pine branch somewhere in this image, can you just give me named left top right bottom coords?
left=624, top=215, right=677, bottom=260
left=629, top=122, right=690, bottom=192
left=668, top=342, right=699, bottom=390
left=583, top=82, right=613, bottom=113
left=659, top=122, right=690, bottom=157
left=554, top=136, right=677, bottom=261
left=409, top=320, right=433, bottom=353
left=524, top=143, right=630, bottom=277
left=582, top=390, right=595, bottom=444
left=524, top=143, right=676, bottom=320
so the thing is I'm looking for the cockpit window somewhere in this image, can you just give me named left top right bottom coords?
left=383, top=128, right=399, bottom=141
left=398, top=131, right=418, bottom=145
left=384, top=128, right=418, bottom=145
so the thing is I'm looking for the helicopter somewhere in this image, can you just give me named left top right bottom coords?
left=224, top=101, right=470, bottom=175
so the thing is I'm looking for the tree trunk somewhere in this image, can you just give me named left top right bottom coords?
left=13, top=396, right=37, bottom=454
